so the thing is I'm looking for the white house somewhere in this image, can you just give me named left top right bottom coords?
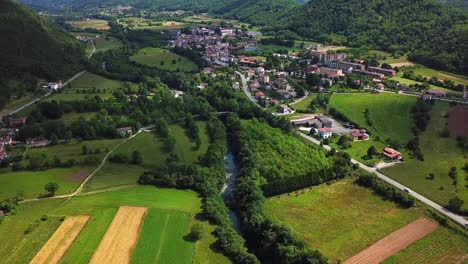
left=317, top=128, right=333, bottom=139
left=278, top=104, right=293, bottom=114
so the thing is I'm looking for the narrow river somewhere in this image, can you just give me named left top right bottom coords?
left=221, top=151, right=242, bottom=234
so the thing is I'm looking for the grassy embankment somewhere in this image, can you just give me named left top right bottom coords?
left=130, top=47, right=199, bottom=72
left=328, top=93, right=416, bottom=165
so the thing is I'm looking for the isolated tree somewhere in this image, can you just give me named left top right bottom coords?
left=190, top=223, right=203, bottom=241
left=367, top=146, right=378, bottom=158
left=164, top=136, right=176, bottom=152
left=132, top=150, right=143, bottom=165
left=82, top=145, right=89, bottom=155
left=158, top=118, right=169, bottom=138
left=44, top=182, right=59, bottom=196
left=446, top=197, right=464, bottom=212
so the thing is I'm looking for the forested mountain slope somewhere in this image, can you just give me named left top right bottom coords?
left=20, top=0, right=300, bottom=15
left=439, top=0, right=468, bottom=9
left=0, top=0, right=85, bottom=110
left=272, top=0, right=468, bottom=73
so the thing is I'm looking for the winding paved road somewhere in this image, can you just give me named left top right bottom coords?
left=297, top=132, right=467, bottom=228
left=236, top=71, right=261, bottom=107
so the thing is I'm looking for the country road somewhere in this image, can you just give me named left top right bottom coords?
left=3, top=40, right=96, bottom=118
left=236, top=71, right=261, bottom=107
left=297, top=132, right=468, bottom=228
left=19, top=127, right=149, bottom=203
left=235, top=71, right=311, bottom=107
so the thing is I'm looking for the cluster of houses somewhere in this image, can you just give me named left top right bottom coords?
left=174, top=27, right=260, bottom=67
left=302, top=51, right=397, bottom=90
left=0, top=117, right=47, bottom=161
left=246, top=67, right=298, bottom=106
left=75, top=35, right=99, bottom=42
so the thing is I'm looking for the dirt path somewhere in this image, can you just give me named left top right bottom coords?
left=344, top=218, right=439, bottom=264
left=89, top=206, right=147, bottom=264
left=30, top=216, right=89, bottom=264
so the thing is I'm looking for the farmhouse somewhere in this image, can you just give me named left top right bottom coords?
left=317, top=127, right=333, bottom=139
left=255, top=91, right=265, bottom=99
left=318, top=67, right=344, bottom=78
left=6, top=117, right=27, bottom=127
left=233, top=82, right=240, bottom=90
left=117, top=127, right=133, bottom=137
left=26, top=139, right=50, bottom=148
left=47, top=81, right=63, bottom=91
left=367, top=66, right=396, bottom=77
left=426, top=90, right=447, bottom=97
left=0, top=137, right=12, bottom=147
left=278, top=105, right=293, bottom=114
left=350, top=130, right=369, bottom=141
left=382, top=147, right=402, bottom=160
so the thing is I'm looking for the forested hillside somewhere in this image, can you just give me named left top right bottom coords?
left=20, top=0, right=299, bottom=16
left=271, top=0, right=468, bottom=73
left=439, top=0, right=468, bottom=9
left=0, top=0, right=85, bottom=110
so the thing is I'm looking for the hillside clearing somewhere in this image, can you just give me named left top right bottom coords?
left=130, top=47, right=198, bottom=72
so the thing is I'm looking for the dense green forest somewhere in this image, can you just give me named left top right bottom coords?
left=240, top=119, right=330, bottom=186
left=0, top=0, right=85, bottom=110
left=271, top=0, right=468, bottom=73
left=438, top=0, right=468, bottom=9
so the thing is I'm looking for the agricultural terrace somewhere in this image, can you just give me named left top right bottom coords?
left=0, top=166, right=93, bottom=200
left=118, top=17, right=186, bottom=30
left=265, top=179, right=466, bottom=263
left=383, top=102, right=468, bottom=209
left=0, top=186, right=229, bottom=264
left=46, top=72, right=135, bottom=101
left=67, top=19, right=110, bottom=30
left=329, top=93, right=416, bottom=144
left=83, top=122, right=209, bottom=192
left=130, top=47, right=199, bottom=72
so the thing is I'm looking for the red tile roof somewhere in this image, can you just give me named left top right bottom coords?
left=383, top=147, right=401, bottom=158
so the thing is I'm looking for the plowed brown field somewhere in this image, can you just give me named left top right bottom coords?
left=344, top=218, right=439, bottom=264
left=30, top=216, right=89, bottom=264
left=89, top=206, right=147, bottom=264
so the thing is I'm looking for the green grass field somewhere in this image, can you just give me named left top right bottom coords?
left=94, top=36, right=123, bottom=52
left=0, top=166, right=93, bottom=200
left=0, top=186, right=206, bottom=264
left=67, top=19, right=110, bottom=30
left=61, top=111, right=97, bottom=124
left=21, top=138, right=121, bottom=165
left=383, top=102, right=468, bottom=209
left=46, top=72, right=130, bottom=101
left=132, top=209, right=193, bottom=264
left=391, top=76, right=463, bottom=96
left=130, top=47, right=199, bottom=72
left=329, top=93, right=417, bottom=144
left=329, top=137, right=387, bottom=166
left=291, top=94, right=316, bottom=111
left=265, top=179, right=423, bottom=263
left=83, top=122, right=209, bottom=192
left=411, top=66, right=468, bottom=86
left=119, top=17, right=186, bottom=30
